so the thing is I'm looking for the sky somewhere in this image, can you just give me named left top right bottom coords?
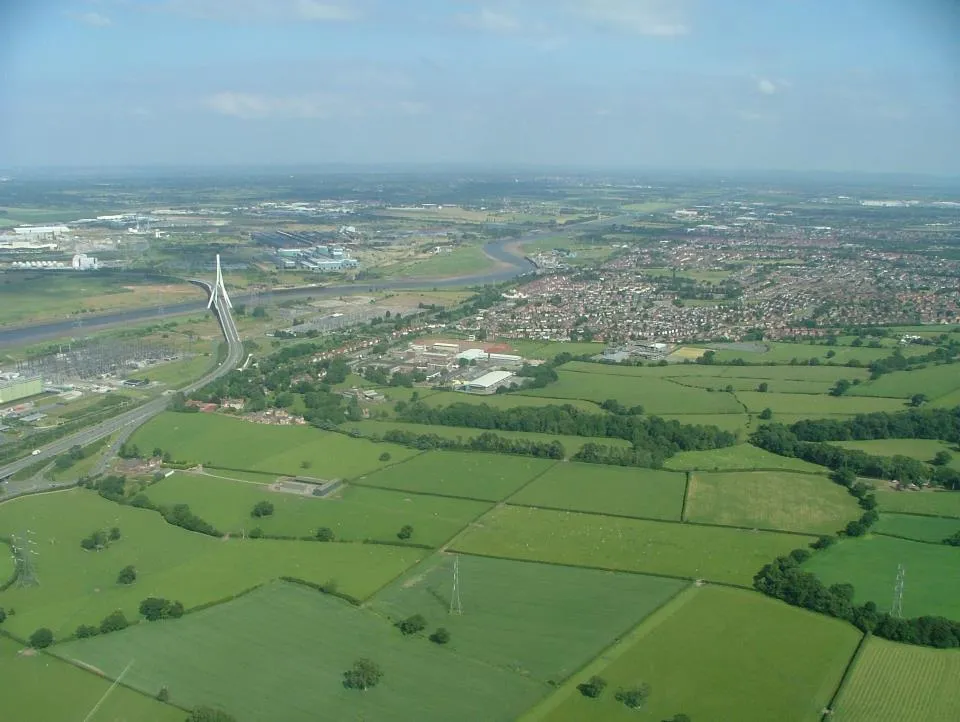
left=1, top=0, right=959, bottom=173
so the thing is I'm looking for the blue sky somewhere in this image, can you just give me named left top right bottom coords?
left=2, top=0, right=958, bottom=172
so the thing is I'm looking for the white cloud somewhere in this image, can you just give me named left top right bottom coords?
left=70, top=11, right=113, bottom=27
left=757, top=79, right=778, bottom=95
left=204, top=91, right=423, bottom=120
left=158, top=0, right=361, bottom=23
left=457, top=7, right=521, bottom=34
left=568, top=0, right=689, bottom=37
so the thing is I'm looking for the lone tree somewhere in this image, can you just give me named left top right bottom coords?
left=251, top=501, right=274, bottom=518
left=932, top=451, right=953, bottom=467
left=577, top=676, right=607, bottom=699
left=0, top=607, right=7, bottom=624
left=397, top=614, right=427, bottom=635
left=109, top=527, right=122, bottom=541
left=758, top=408, right=773, bottom=420
left=429, top=627, right=451, bottom=645
left=343, top=658, right=383, bottom=691
left=100, top=610, right=130, bottom=634
left=29, top=627, right=54, bottom=649
left=379, top=452, right=391, bottom=462
left=117, top=565, right=137, bottom=585
left=315, top=527, right=335, bottom=542
left=615, top=683, right=651, bottom=710
left=397, top=524, right=414, bottom=540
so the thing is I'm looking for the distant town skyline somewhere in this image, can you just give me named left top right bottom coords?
left=2, top=1, right=959, bottom=173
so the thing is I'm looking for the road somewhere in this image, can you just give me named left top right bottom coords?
left=0, top=280, right=244, bottom=488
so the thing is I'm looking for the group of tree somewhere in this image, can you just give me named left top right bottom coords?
left=576, top=675, right=652, bottom=710
left=343, top=658, right=383, bottom=691
left=75, top=608, right=130, bottom=639
left=139, top=596, right=185, bottom=621
left=53, top=444, right=89, bottom=471
left=396, top=614, right=427, bottom=635
left=80, top=526, right=121, bottom=551
left=379, top=428, right=565, bottom=460
left=315, top=527, right=335, bottom=542
left=754, top=549, right=960, bottom=648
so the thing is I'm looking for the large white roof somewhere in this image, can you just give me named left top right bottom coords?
left=466, top=370, right=514, bottom=388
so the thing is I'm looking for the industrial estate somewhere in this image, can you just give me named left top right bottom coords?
left=0, top=170, right=959, bottom=722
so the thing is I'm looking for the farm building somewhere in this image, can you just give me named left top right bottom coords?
left=462, top=370, right=515, bottom=392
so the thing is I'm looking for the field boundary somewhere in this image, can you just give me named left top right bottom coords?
left=872, top=531, right=952, bottom=546
left=820, top=631, right=870, bottom=721
left=349, top=478, right=506, bottom=505
left=500, top=459, right=563, bottom=505
left=680, top=471, right=692, bottom=521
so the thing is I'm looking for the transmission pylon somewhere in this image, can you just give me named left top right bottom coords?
left=449, top=555, right=463, bottom=615
left=10, top=531, right=39, bottom=587
left=891, top=563, right=905, bottom=618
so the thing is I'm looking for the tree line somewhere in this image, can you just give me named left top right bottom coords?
left=378, top=429, right=565, bottom=459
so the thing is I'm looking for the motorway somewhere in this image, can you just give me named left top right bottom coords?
left=0, top=281, right=245, bottom=488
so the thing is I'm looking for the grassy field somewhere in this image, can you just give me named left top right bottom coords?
left=835, top=439, right=960, bottom=469
left=0, top=490, right=424, bottom=638
left=520, top=371, right=744, bottom=414
left=370, top=553, right=687, bottom=684
left=874, top=487, right=960, bottom=518
left=418, top=390, right=602, bottom=413
left=847, top=363, right=960, bottom=401
left=507, top=463, right=686, bottom=520
left=932, top=387, right=960, bottom=408
left=383, top=245, right=500, bottom=279
left=138, top=354, right=215, bottom=388
left=664, top=443, right=828, bottom=472
left=685, top=470, right=861, bottom=534
left=505, top=341, right=608, bottom=359
left=708, top=342, right=893, bottom=365
left=147, top=472, right=490, bottom=546
left=805, top=535, right=960, bottom=619
left=831, top=636, right=960, bottom=722
left=339, top=419, right=632, bottom=457
left=874, top=513, right=960, bottom=543
left=130, top=412, right=416, bottom=478
left=355, top=450, right=555, bottom=501
left=453, top=506, right=811, bottom=585
left=658, top=412, right=751, bottom=435
left=562, top=360, right=872, bottom=383
left=674, top=376, right=836, bottom=394
left=57, top=581, right=545, bottom=722
left=527, top=584, right=861, bottom=722
left=0, top=637, right=183, bottom=722
left=736, top=390, right=907, bottom=415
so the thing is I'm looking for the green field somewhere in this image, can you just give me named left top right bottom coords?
left=736, top=390, right=907, bottom=415
left=130, top=412, right=416, bottom=478
left=507, top=463, right=686, bottom=520
left=340, top=419, right=632, bottom=457
left=832, top=636, right=960, bottom=722
left=506, top=341, right=608, bottom=359
left=561, top=360, right=872, bottom=383
left=675, top=375, right=836, bottom=394
left=139, top=354, right=215, bottom=387
left=874, top=487, right=960, bottom=518
left=419, top=390, right=602, bottom=413
left=658, top=412, right=751, bottom=435
left=147, top=472, right=490, bottom=546
left=0, top=637, right=182, bottom=722
left=521, top=371, right=744, bottom=414
left=664, top=443, right=828, bottom=472
left=847, top=363, right=960, bottom=401
left=708, top=342, right=893, bottom=365
left=453, top=506, right=811, bottom=585
left=805, top=535, right=960, bottom=619
left=356, top=450, right=555, bottom=501
left=835, top=439, right=960, bottom=469
left=528, top=584, right=861, bottom=722
left=57, top=581, right=545, bottom=722
left=0, top=490, right=423, bottom=638
left=932, top=387, right=960, bottom=408
left=874, top=513, right=960, bottom=543
left=685, top=470, right=860, bottom=534
left=370, top=554, right=687, bottom=683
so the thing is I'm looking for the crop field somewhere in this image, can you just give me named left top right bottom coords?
left=339, top=419, right=632, bottom=457
left=685, top=470, right=860, bottom=534
left=874, top=513, right=960, bottom=543
left=846, top=363, right=960, bottom=401
left=0, top=490, right=424, bottom=637
left=453, top=506, right=811, bottom=585
left=130, top=412, right=416, bottom=478
left=528, top=585, right=861, bottom=722
left=834, top=439, right=960, bottom=469
left=0, top=637, right=183, bottom=722
left=520, top=371, right=744, bottom=414
left=873, top=488, right=960, bottom=518
left=147, top=472, right=490, bottom=546
left=355, top=450, right=555, bottom=501
left=831, top=636, right=960, bottom=722
left=663, top=443, right=828, bottom=472
left=507, top=463, right=686, bottom=520
left=370, top=553, right=687, bottom=683
left=736, top=390, right=907, bottom=415
left=804, top=536, right=960, bottom=619
left=57, top=581, right=545, bottom=722
left=418, top=390, right=602, bottom=413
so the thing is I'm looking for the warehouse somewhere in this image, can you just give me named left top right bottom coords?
left=0, top=376, right=44, bottom=404
left=461, top=370, right=515, bottom=393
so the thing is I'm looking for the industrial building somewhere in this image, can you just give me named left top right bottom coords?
left=274, top=244, right=359, bottom=273
left=71, top=253, right=100, bottom=270
left=14, top=225, right=69, bottom=239
left=0, top=376, right=44, bottom=404
left=462, top=370, right=515, bottom=392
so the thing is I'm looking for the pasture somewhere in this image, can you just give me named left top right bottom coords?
left=355, top=450, right=555, bottom=501
left=663, top=443, right=827, bottom=473
left=520, top=370, right=744, bottom=414
left=0, top=637, right=182, bottom=722
left=147, top=472, right=490, bottom=546
left=370, top=553, right=687, bottom=684
left=528, top=585, right=860, bottom=722
left=453, top=506, right=810, bottom=586
left=130, top=412, right=416, bottom=478
left=140, top=354, right=215, bottom=388
left=507, top=463, right=686, bottom=520
left=736, top=390, right=907, bottom=415
left=847, top=363, right=960, bottom=401
left=0, top=490, right=424, bottom=637
left=57, top=581, right=545, bottom=722
left=708, top=342, right=893, bottom=365
left=873, top=487, right=960, bottom=518
left=831, top=636, right=960, bottom=722
left=804, top=535, right=960, bottom=619
left=834, top=439, right=960, bottom=469
left=340, top=419, right=632, bottom=457
left=874, top=513, right=960, bottom=543
left=685, top=470, right=860, bottom=534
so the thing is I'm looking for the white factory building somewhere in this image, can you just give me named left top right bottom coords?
left=72, top=253, right=100, bottom=270
left=14, top=225, right=69, bottom=239
left=462, top=370, right=515, bottom=392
